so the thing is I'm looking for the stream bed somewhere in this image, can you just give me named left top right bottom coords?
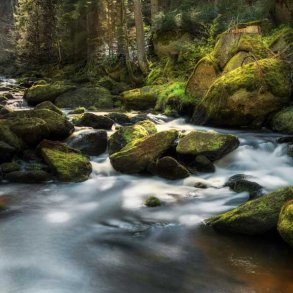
left=0, top=78, right=293, bottom=293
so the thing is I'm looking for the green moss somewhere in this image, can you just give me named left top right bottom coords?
left=271, top=106, right=293, bottom=134
left=156, top=82, right=198, bottom=115
left=278, top=200, right=293, bottom=247
left=145, top=196, right=161, bottom=208
left=207, top=187, right=293, bottom=235
left=25, top=82, right=75, bottom=105
left=70, top=107, right=86, bottom=114
left=176, top=130, right=239, bottom=161
left=0, top=120, right=24, bottom=150
left=40, top=140, right=92, bottom=182
left=202, top=58, right=291, bottom=120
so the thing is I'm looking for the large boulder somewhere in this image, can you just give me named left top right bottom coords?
left=55, top=86, right=113, bottom=109
left=5, top=109, right=74, bottom=142
left=68, top=130, right=108, bottom=156
left=24, top=82, right=75, bottom=105
left=223, top=51, right=252, bottom=74
left=73, top=113, right=114, bottom=130
left=206, top=187, right=293, bottom=235
left=150, top=156, right=190, bottom=180
left=271, top=106, right=293, bottom=134
left=278, top=200, right=293, bottom=247
left=39, top=140, right=92, bottom=182
left=270, top=27, right=293, bottom=61
left=0, top=121, right=24, bottom=150
left=176, top=130, right=239, bottom=161
left=186, top=55, right=220, bottom=98
left=121, top=86, right=160, bottom=110
left=110, top=130, right=178, bottom=174
left=198, top=59, right=291, bottom=128
left=108, top=121, right=157, bottom=155
left=105, top=112, right=132, bottom=125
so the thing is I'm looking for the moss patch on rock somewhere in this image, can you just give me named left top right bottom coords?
left=278, top=200, right=293, bottom=247
left=176, top=130, right=239, bottom=161
left=271, top=106, right=293, bottom=134
left=110, top=130, right=178, bottom=174
left=206, top=187, right=293, bottom=235
left=200, top=58, right=291, bottom=127
left=25, top=82, right=75, bottom=105
left=40, top=140, right=92, bottom=182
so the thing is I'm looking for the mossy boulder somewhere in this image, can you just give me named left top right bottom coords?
left=192, top=155, right=215, bottom=173
left=24, top=82, right=75, bottom=106
left=186, top=56, right=220, bottom=98
left=105, top=112, right=131, bottom=125
left=55, top=86, right=113, bottom=109
left=39, top=140, right=92, bottom=182
left=68, top=107, right=86, bottom=115
left=199, top=58, right=291, bottom=128
left=0, top=161, right=20, bottom=173
left=110, top=130, right=178, bottom=174
left=97, top=77, right=130, bottom=95
left=73, top=113, right=114, bottom=130
left=206, top=187, right=293, bottom=235
left=5, top=109, right=74, bottom=141
left=270, top=27, right=293, bottom=60
left=278, top=200, right=293, bottom=247
left=108, top=121, right=156, bottom=155
left=0, top=121, right=24, bottom=150
left=5, top=170, right=50, bottom=184
left=35, top=101, right=64, bottom=116
left=150, top=156, right=190, bottom=180
left=271, top=106, right=293, bottom=134
left=121, top=86, right=160, bottom=110
left=176, top=130, right=239, bottom=161
left=68, top=130, right=108, bottom=156
left=223, top=51, right=253, bottom=74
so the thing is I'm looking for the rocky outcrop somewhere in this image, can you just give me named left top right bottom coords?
left=206, top=187, right=293, bottom=235
left=176, top=130, right=239, bottom=161
left=39, top=140, right=92, bottom=182
left=198, top=59, right=291, bottom=128
left=110, top=130, right=178, bottom=174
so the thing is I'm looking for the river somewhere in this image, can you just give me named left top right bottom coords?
left=0, top=78, right=293, bottom=293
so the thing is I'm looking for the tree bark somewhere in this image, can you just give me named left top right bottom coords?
left=133, top=0, right=148, bottom=75
left=151, top=0, right=159, bottom=23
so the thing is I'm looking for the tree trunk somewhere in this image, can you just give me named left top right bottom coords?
left=133, top=0, right=148, bottom=75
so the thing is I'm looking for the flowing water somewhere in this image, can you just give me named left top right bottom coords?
left=0, top=78, right=293, bottom=293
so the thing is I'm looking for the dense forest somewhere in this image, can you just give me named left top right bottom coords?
left=0, top=1, right=293, bottom=292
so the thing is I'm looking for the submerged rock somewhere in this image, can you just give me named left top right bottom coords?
left=224, top=174, right=263, bottom=199
left=39, top=140, right=92, bottom=182
left=5, top=170, right=50, bottom=184
left=278, top=200, right=293, bottom=248
left=73, top=113, right=114, bottom=130
left=151, top=156, right=190, bottom=180
left=24, top=82, right=75, bottom=105
left=206, top=187, right=293, bottom=235
left=176, top=130, right=239, bottom=161
left=145, top=196, right=161, bottom=207
left=110, top=130, right=178, bottom=174
left=68, top=130, right=107, bottom=156
left=193, top=155, right=215, bottom=173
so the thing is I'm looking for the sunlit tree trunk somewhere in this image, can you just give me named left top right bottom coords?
left=133, top=0, right=148, bottom=75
